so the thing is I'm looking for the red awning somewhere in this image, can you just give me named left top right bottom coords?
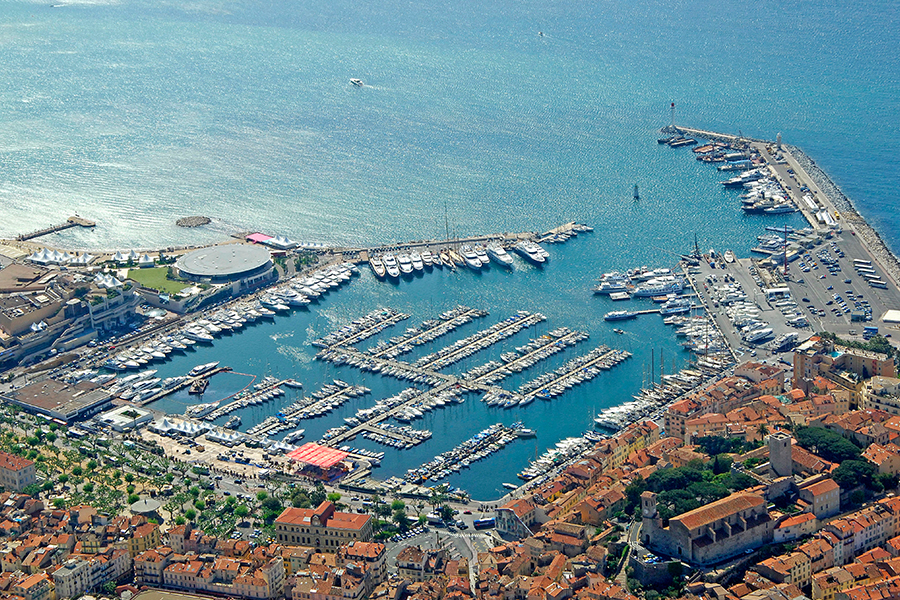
left=287, top=443, right=349, bottom=469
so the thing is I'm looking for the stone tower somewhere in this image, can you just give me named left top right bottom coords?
left=641, top=491, right=658, bottom=519
left=768, top=431, right=792, bottom=478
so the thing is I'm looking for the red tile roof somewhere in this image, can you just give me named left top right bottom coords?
left=675, top=493, right=765, bottom=531
left=0, top=452, right=33, bottom=472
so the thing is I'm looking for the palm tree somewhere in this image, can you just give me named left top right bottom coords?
left=756, top=423, right=769, bottom=439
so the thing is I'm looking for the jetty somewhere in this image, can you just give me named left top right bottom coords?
left=311, top=308, right=410, bottom=348
left=411, top=311, right=547, bottom=371
left=515, top=345, right=631, bottom=401
left=16, top=216, right=96, bottom=241
left=132, top=366, right=231, bottom=406
left=367, top=306, right=488, bottom=359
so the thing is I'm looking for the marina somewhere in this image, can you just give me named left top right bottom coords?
left=404, top=422, right=527, bottom=484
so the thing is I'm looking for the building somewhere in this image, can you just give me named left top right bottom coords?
left=96, top=405, right=154, bottom=432
left=862, top=443, right=900, bottom=475
left=0, top=379, right=113, bottom=423
left=495, top=499, right=537, bottom=539
left=862, top=377, right=900, bottom=415
left=394, top=546, right=446, bottom=582
left=798, top=478, right=841, bottom=519
left=768, top=432, right=793, bottom=478
left=793, top=337, right=895, bottom=401
left=52, top=549, right=132, bottom=599
left=175, top=244, right=274, bottom=287
left=336, top=541, right=387, bottom=590
left=0, top=451, right=36, bottom=492
left=755, top=551, right=812, bottom=588
left=641, top=491, right=774, bottom=566
left=275, top=502, right=373, bottom=552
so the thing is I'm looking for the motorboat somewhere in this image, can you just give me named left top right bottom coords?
left=369, top=256, right=386, bottom=278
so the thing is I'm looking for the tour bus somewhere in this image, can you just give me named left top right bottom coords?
left=473, top=517, right=496, bottom=530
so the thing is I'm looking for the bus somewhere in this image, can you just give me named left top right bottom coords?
left=853, top=259, right=872, bottom=266
left=869, top=280, right=888, bottom=289
left=473, top=517, right=496, bottom=530
left=863, top=326, right=879, bottom=340
left=861, top=272, right=882, bottom=281
left=856, top=267, right=877, bottom=275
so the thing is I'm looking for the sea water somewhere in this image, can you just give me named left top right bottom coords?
left=1, top=0, right=897, bottom=499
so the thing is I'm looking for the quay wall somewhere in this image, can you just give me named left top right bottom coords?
left=784, top=144, right=900, bottom=286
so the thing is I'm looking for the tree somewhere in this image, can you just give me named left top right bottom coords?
left=327, top=492, right=342, bottom=503
left=439, top=504, right=454, bottom=522
left=87, top=459, right=98, bottom=470
left=794, top=427, right=861, bottom=463
left=58, top=474, right=69, bottom=484
left=309, top=484, right=326, bottom=506
left=185, top=509, right=197, bottom=521
left=41, top=481, right=53, bottom=492
left=261, top=497, right=282, bottom=513
left=82, top=482, right=94, bottom=493
left=194, top=499, right=205, bottom=510
left=165, top=473, right=175, bottom=483
left=235, top=505, right=250, bottom=518
left=175, top=516, right=186, bottom=525
left=391, top=499, right=406, bottom=511
left=53, top=498, right=66, bottom=509
left=128, top=494, right=140, bottom=504
left=46, top=432, right=57, bottom=444
left=375, top=502, right=392, bottom=518
left=393, top=509, right=411, bottom=532
left=189, top=486, right=200, bottom=498
left=125, top=473, right=135, bottom=483
left=257, top=491, right=269, bottom=502
left=102, top=581, right=117, bottom=594
left=834, top=460, right=880, bottom=492
left=71, top=466, right=83, bottom=476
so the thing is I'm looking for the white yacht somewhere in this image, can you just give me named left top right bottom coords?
left=459, top=245, right=482, bottom=269
left=486, top=243, right=514, bottom=267
left=420, top=250, right=435, bottom=268
left=369, top=256, right=386, bottom=278
left=410, top=252, right=424, bottom=271
left=513, top=241, right=546, bottom=264
left=382, top=254, right=401, bottom=279
left=474, top=245, right=490, bottom=266
left=397, top=253, right=414, bottom=274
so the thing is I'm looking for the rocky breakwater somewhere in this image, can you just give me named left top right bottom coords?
left=176, top=216, right=212, bottom=227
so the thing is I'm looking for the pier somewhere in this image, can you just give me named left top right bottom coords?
left=312, top=308, right=410, bottom=349
left=412, top=311, right=547, bottom=371
left=467, top=328, right=589, bottom=385
left=248, top=381, right=370, bottom=437
left=516, top=345, right=631, bottom=401
left=131, top=366, right=232, bottom=406
left=360, top=423, right=431, bottom=448
left=16, top=216, right=96, bottom=241
left=367, top=306, right=488, bottom=359
left=204, top=378, right=287, bottom=421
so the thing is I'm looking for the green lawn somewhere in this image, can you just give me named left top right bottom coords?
left=127, top=267, right=190, bottom=294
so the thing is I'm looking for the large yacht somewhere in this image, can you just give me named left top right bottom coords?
left=659, top=298, right=693, bottom=315
left=632, top=276, right=686, bottom=297
left=603, top=310, right=638, bottom=321
left=473, top=245, right=490, bottom=266
left=382, top=254, right=401, bottom=279
left=397, top=253, right=414, bottom=274
left=460, top=246, right=482, bottom=269
left=420, top=250, right=435, bottom=268
left=410, top=252, right=425, bottom=271
left=513, top=241, right=546, bottom=264
left=369, top=256, right=386, bottom=278
left=486, top=243, right=514, bottom=268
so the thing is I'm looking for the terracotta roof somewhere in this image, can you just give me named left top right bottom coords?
left=0, top=452, right=33, bottom=472
left=500, top=499, right=535, bottom=518
left=674, top=492, right=765, bottom=531
left=777, top=513, right=816, bottom=529
left=275, top=503, right=371, bottom=531
left=801, top=478, right=840, bottom=497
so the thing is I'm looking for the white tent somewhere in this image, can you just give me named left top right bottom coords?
left=266, top=235, right=298, bottom=250
left=112, top=251, right=127, bottom=263
left=138, top=254, right=155, bottom=267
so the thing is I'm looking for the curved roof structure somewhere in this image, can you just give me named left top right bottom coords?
left=176, top=244, right=272, bottom=281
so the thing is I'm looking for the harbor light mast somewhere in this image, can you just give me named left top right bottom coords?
left=670, top=101, right=675, bottom=128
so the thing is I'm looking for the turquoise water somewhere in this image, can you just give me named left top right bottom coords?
left=2, top=0, right=897, bottom=498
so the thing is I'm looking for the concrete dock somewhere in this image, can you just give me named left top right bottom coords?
left=17, top=216, right=96, bottom=241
